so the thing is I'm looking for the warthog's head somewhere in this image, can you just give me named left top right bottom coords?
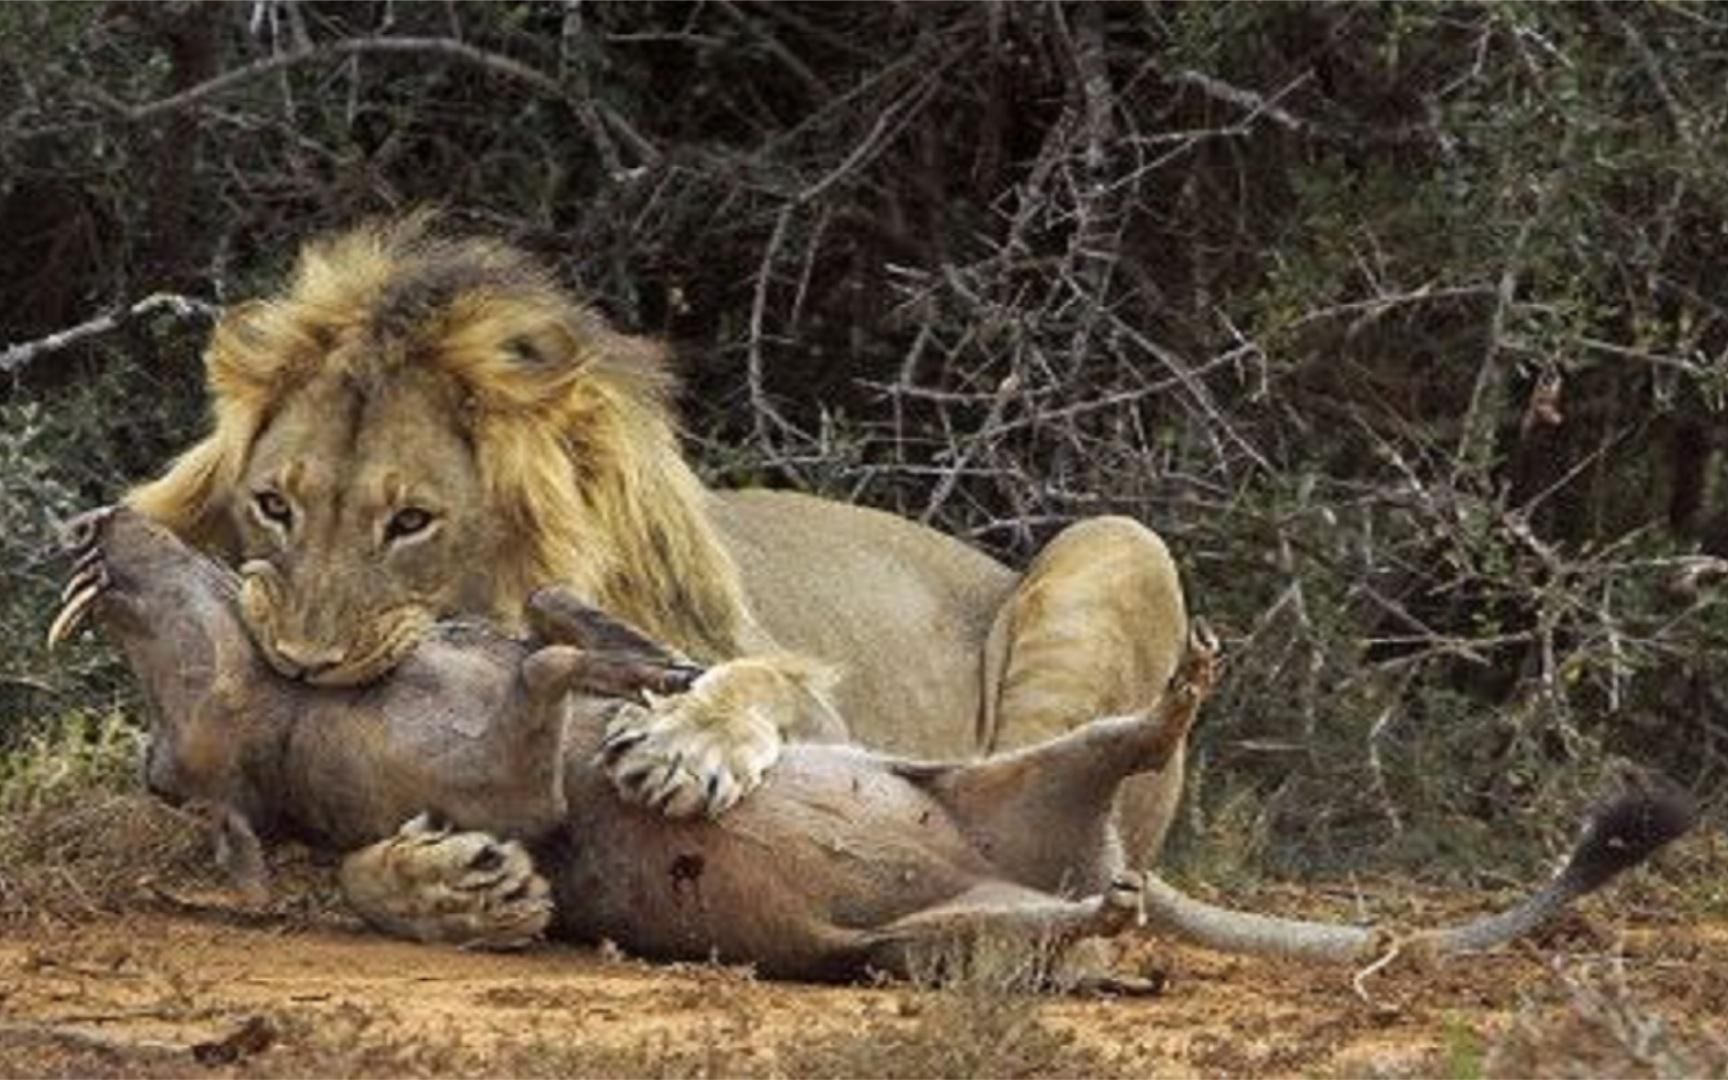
left=54, top=506, right=702, bottom=858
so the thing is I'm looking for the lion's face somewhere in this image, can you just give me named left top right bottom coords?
left=235, top=367, right=499, bottom=685
left=125, top=217, right=751, bottom=681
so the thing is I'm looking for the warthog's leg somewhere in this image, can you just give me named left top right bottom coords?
left=525, top=587, right=702, bottom=677
left=335, top=640, right=702, bottom=950
left=530, top=585, right=830, bottom=819
left=203, top=801, right=269, bottom=904
left=339, top=814, right=554, bottom=951
left=860, top=874, right=1152, bottom=992
left=906, top=624, right=1219, bottom=894
left=979, top=517, right=1192, bottom=867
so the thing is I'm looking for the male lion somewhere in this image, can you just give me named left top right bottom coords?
left=123, top=216, right=1187, bottom=940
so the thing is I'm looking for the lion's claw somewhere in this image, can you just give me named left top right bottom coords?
left=339, top=813, right=552, bottom=950
left=598, top=728, right=649, bottom=765
left=597, top=691, right=781, bottom=820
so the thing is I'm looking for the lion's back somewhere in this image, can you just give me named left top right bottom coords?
left=709, top=489, right=1016, bottom=756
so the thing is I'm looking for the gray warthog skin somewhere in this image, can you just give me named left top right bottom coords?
left=67, top=508, right=1176, bottom=981
left=61, top=508, right=1694, bottom=982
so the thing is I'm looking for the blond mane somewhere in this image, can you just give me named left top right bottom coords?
left=127, top=215, right=754, bottom=661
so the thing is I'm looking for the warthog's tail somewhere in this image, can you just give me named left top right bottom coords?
left=1139, top=787, right=1695, bottom=963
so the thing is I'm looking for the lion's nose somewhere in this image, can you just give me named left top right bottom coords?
left=272, top=640, right=345, bottom=680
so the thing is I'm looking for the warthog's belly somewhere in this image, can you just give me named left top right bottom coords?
left=548, top=740, right=994, bottom=979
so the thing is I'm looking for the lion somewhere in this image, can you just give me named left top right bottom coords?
left=123, top=215, right=1188, bottom=939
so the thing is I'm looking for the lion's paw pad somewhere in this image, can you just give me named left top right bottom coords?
left=338, top=814, right=552, bottom=950
left=598, top=699, right=781, bottom=819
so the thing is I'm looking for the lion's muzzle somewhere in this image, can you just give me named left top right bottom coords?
left=239, top=560, right=426, bottom=686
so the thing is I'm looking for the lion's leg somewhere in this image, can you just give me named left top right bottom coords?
left=337, top=814, right=553, bottom=950
left=981, top=516, right=1190, bottom=866
left=861, top=874, right=1152, bottom=992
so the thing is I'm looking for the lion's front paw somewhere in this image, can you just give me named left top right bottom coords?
left=597, top=673, right=784, bottom=820
left=338, top=814, right=552, bottom=950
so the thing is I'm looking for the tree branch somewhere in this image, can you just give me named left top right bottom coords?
left=105, top=38, right=570, bottom=125
left=1, top=294, right=220, bottom=375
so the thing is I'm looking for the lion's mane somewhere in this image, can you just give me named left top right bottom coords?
left=127, top=215, right=753, bottom=661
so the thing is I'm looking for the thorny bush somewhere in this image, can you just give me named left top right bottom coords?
left=2, top=2, right=1725, bottom=878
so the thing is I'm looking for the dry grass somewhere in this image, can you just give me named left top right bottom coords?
left=0, top=972, right=1111, bottom=1079
left=782, top=984, right=1113, bottom=1080
left=0, top=710, right=1116, bottom=1078
left=0, top=709, right=212, bottom=924
left=1484, top=959, right=1728, bottom=1079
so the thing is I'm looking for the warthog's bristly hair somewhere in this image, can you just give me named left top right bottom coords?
left=1561, top=786, right=1697, bottom=893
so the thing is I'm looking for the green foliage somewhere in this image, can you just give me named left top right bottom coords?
left=1, top=1, right=1725, bottom=879
left=0, top=706, right=140, bottom=813
left=0, top=705, right=212, bottom=923
left=1, top=337, right=206, bottom=735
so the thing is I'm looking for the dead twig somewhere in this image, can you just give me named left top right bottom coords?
left=104, top=38, right=566, bottom=123
left=921, top=374, right=1021, bottom=525
left=743, top=205, right=813, bottom=485
left=0, top=294, right=219, bottom=376
left=1168, top=69, right=1316, bottom=134
left=0, top=1020, right=187, bottom=1058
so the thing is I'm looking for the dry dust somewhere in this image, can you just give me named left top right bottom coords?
left=1, top=883, right=1724, bottom=1078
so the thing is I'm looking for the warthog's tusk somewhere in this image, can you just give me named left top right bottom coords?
left=59, top=558, right=103, bottom=603
left=46, top=579, right=102, bottom=649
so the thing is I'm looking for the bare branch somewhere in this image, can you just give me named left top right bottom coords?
left=920, top=373, right=1021, bottom=525
left=744, top=204, right=810, bottom=484
left=1168, top=69, right=1316, bottom=133
left=107, top=38, right=570, bottom=125
left=1, top=294, right=220, bottom=375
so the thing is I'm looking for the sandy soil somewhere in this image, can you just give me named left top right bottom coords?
left=2, top=884, right=1724, bottom=1078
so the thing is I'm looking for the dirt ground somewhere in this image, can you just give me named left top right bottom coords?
left=2, top=878, right=1725, bottom=1079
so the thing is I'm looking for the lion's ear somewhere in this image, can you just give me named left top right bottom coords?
left=545, top=309, right=674, bottom=392
left=478, top=317, right=674, bottom=417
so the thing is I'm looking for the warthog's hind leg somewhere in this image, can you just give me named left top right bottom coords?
left=860, top=874, right=1154, bottom=993
left=338, top=814, right=553, bottom=950
left=906, top=624, right=1220, bottom=894
left=980, top=517, right=1191, bottom=865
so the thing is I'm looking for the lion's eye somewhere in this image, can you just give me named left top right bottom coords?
left=506, top=337, right=545, bottom=364
left=255, top=490, right=293, bottom=529
left=385, top=507, right=434, bottom=543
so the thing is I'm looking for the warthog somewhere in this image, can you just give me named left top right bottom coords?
left=53, top=507, right=1693, bottom=984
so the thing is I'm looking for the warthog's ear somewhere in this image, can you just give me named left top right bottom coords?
left=525, top=586, right=688, bottom=665
left=522, top=643, right=703, bottom=707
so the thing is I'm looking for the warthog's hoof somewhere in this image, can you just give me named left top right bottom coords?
left=1169, top=620, right=1221, bottom=714
left=1090, top=871, right=1148, bottom=937
left=339, top=814, right=552, bottom=950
